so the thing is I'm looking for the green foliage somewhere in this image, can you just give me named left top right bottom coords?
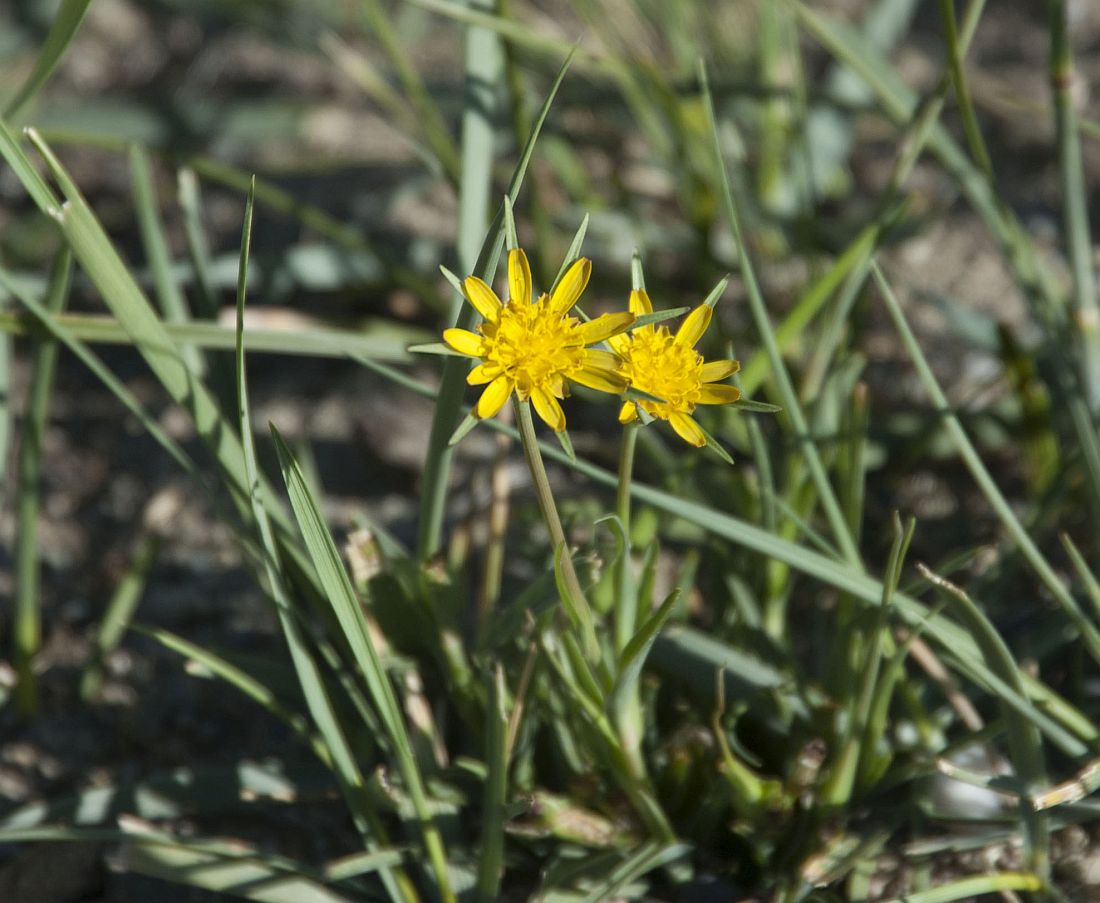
left=3, top=1, right=1100, bottom=900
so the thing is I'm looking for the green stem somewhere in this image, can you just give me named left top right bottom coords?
left=613, top=422, right=639, bottom=654
left=1049, top=0, right=1100, bottom=412
left=514, top=399, right=600, bottom=659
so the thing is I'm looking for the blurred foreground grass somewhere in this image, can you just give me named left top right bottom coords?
left=2, top=0, right=1100, bottom=900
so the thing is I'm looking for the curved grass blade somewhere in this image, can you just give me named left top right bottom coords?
left=1049, top=0, right=1100, bottom=411
left=874, top=265, right=1100, bottom=662
left=607, top=590, right=679, bottom=750
left=699, top=60, right=862, bottom=569
left=137, top=623, right=326, bottom=765
left=4, top=0, right=93, bottom=120
left=918, top=563, right=1049, bottom=879
left=233, top=181, right=412, bottom=901
left=271, top=426, right=454, bottom=903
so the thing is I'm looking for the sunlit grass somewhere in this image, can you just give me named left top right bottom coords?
left=2, top=1, right=1100, bottom=901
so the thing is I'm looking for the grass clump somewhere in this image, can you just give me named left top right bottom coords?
left=2, top=2, right=1100, bottom=901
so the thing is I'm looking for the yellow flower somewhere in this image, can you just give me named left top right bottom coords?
left=443, top=248, right=635, bottom=431
left=610, top=288, right=741, bottom=447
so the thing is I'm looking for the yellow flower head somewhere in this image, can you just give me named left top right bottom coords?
left=443, top=249, right=635, bottom=431
left=610, top=288, right=741, bottom=447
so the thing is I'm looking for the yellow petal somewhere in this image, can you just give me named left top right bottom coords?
left=467, top=362, right=502, bottom=385
left=584, top=349, right=621, bottom=370
left=618, top=401, right=638, bottom=424
left=508, top=248, right=532, bottom=305
left=443, top=328, right=484, bottom=357
left=629, top=288, right=654, bottom=315
left=675, top=304, right=712, bottom=347
left=576, top=312, right=636, bottom=345
left=532, top=386, right=566, bottom=431
left=476, top=374, right=514, bottom=419
left=550, top=257, right=592, bottom=313
left=669, top=412, right=706, bottom=447
left=607, top=332, right=631, bottom=355
left=697, top=384, right=741, bottom=405
left=571, top=363, right=628, bottom=394
left=463, top=276, right=503, bottom=323
left=699, top=359, right=740, bottom=382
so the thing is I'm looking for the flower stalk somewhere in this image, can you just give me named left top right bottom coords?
left=613, top=421, right=639, bottom=654
left=514, top=397, right=600, bottom=659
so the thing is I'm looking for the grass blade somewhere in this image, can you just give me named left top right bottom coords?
left=4, top=0, right=93, bottom=120
left=0, top=311, right=416, bottom=360
left=877, top=872, right=1042, bottom=903
left=272, top=426, right=454, bottom=902
left=699, top=60, right=862, bottom=569
left=873, top=265, right=1100, bottom=661
left=136, top=624, right=325, bottom=763
left=80, top=532, right=159, bottom=703
left=233, top=180, right=413, bottom=901
left=13, top=249, right=72, bottom=716
left=475, top=665, right=508, bottom=903
left=1049, top=0, right=1100, bottom=410
left=129, top=143, right=204, bottom=375
left=919, top=562, right=1050, bottom=879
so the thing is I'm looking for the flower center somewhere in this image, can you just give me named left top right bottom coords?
left=618, top=326, right=703, bottom=419
left=480, top=296, right=586, bottom=398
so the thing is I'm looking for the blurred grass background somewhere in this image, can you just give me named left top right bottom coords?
left=2, top=0, right=1100, bottom=900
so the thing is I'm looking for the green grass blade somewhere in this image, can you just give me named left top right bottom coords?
left=25, top=128, right=257, bottom=516
left=0, top=264, right=199, bottom=480
left=699, top=60, right=862, bottom=569
left=874, top=265, right=1100, bottom=661
left=176, top=167, right=219, bottom=320
left=119, top=838, right=360, bottom=903
left=417, top=49, right=576, bottom=559
left=0, top=311, right=417, bottom=360
left=136, top=623, right=325, bottom=763
left=357, top=0, right=462, bottom=183
left=877, top=873, right=1043, bottom=903
left=0, top=119, right=59, bottom=210
left=475, top=665, right=508, bottom=903
left=577, top=842, right=691, bottom=903
left=937, top=0, right=992, bottom=175
left=13, top=248, right=72, bottom=716
left=129, top=143, right=204, bottom=375
left=607, top=590, right=679, bottom=750
left=0, top=330, right=8, bottom=505
left=233, top=180, right=412, bottom=902
left=0, top=826, right=368, bottom=902
left=1049, top=0, right=1100, bottom=411
left=1061, top=533, right=1100, bottom=623
left=80, top=533, right=159, bottom=703
left=4, top=0, right=93, bottom=120
left=821, top=515, right=913, bottom=806
left=271, top=426, right=454, bottom=902
left=919, top=562, right=1050, bottom=878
